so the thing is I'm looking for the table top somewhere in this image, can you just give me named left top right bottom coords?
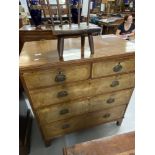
left=52, top=23, right=101, bottom=35
left=98, top=17, right=123, bottom=24
left=63, top=131, right=135, bottom=155
left=27, top=14, right=68, bottom=19
left=19, top=34, right=135, bottom=71
left=20, top=23, right=101, bottom=34
left=19, top=25, right=53, bottom=31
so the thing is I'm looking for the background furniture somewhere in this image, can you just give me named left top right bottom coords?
left=19, top=93, right=33, bottom=155
left=19, top=24, right=99, bottom=53
left=37, top=0, right=101, bottom=59
left=26, top=0, right=69, bottom=25
left=98, top=16, right=123, bottom=34
left=63, top=131, right=135, bottom=155
left=19, top=25, right=57, bottom=53
left=19, top=15, right=29, bottom=28
left=19, top=35, right=135, bottom=146
left=19, top=24, right=98, bottom=53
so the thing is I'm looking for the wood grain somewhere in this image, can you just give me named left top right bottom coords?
left=19, top=35, right=134, bottom=71
left=89, top=88, right=133, bottom=112
left=29, top=73, right=134, bottom=109
left=90, top=72, right=135, bottom=96
left=63, top=131, right=135, bottom=155
left=43, top=105, right=126, bottom=139
left=19, top=35, right=135, bottom=145
left=29, top=80, right=91, bottom=108
left=92, top=57, right=135, bottom=78
left=37, top=88, right=133, bottom=125
left=22, top=63, right=90, bottom=89
left=37, top=98, right=89, bottom=124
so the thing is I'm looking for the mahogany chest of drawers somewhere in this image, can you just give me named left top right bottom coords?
left=19, top=35, right=135, bottom=146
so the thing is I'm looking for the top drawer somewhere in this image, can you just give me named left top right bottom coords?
left=92, top=58, right=134, bottom=78
left=22, top=64, right=90, bottom=89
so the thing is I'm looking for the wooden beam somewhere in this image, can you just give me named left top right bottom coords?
left=87, top=0, right=91, bottom=26
left=56, top=0, right=63, bottom=27
left=46, top=0, right=54, bottom=27
left=67, top=0, right=72, bottom=27
left=78, top=0, right=81, bottom=27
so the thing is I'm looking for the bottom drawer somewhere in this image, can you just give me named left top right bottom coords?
left=42, top=105, right=127, bottom=139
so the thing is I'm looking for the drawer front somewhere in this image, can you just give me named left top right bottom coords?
left=90, top=72, right=134, bottom=96
left=37, top=99, right=89, bottom=124
left=23, top=64, right=90, bottom=89
left=37, top=88, right=133, bottom=125
left=21, top=34, right=57, bottom=42
left=44, top=116, right=85, bottom=139
left=84, top=105, right=126, bottom=127
left=92, top=58, right=134, bottom=78
left=89, top=88, right=133, bottom=112
left=30, top=81, right=91, bottom=108
left=43, top=105, right=126, bottom=139
left=30, top=73, right=134, bottom=109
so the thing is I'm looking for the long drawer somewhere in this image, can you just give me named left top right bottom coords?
left=88, top=88, right=133, bottom=112
left=22, top=63, right=90, bottom=89
left=90, top=72, right=134, bottom=96
left=37, top=89, right=133, bottom=124
left=30, top=80, right=91, bottom=108
left=30, top=73, right=134, bottom=108
left=37, top=99, right=89, bottom=124
left=92, top=58, right=134, bottom=78
left=43, top=105, right=126, bottom=139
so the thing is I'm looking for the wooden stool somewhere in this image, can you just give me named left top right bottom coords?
left=43, top=0, right=101, bottom=59
left=52, top=23, right=101, bottom=59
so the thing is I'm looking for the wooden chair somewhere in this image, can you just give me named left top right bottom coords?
left=29, top=0, right=101, bottom=60
left=52, top=0, right=101, bottom=59
left=40, top=0, right=68, bottom=20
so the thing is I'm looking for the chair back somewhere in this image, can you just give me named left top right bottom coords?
left=41, top=0, right=91, bottom=27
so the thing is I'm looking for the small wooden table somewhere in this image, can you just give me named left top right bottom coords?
left=98, top=17, right=124, bottom=34
left=63, top=131, right=135, bottom=155
left=52, top=22, right=101, bottom=59
left=19, top=25, right=79, bottom=53
left=19, top=25, right=57, bottom=53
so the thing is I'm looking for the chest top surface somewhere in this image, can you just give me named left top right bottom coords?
left=19, top=25, right=53, bottom=32
left=19, top=35, right=135, bottom=70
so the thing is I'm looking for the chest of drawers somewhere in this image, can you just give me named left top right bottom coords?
left=19, top=35, right=135, bottom=146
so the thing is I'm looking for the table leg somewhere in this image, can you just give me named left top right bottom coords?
left=88, top=34, right=94, bottom=54
left=44, top=140, right=52, bottom=147
left=81, top=35, right=85, bottom=57
left=116, top=118, right=123, bottom=126
left=57, top=37, right=64, bottom=60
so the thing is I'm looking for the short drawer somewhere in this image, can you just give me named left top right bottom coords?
left=30, top=80, right=91, bottom=108
left=89, top=88, right=133, bottom=112
left=43, top=115, right=85, bottom=139
left=43, top=105, right=126, bottom=139
left=92, top=58, right=134, bottom=78
left=37, top=99, right=89, bottom=124
left=84, top=105, right=126, bottom=127
left=23, top=64, right=90, bottom=89
left=90, top=72, right=134, bottom=96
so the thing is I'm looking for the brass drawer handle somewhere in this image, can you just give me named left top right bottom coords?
left=103, top=113, right=111, bottom=118
left=62, top=124, right=70, bottom=129
left=55, top=72, right=66, bottom=82
left=113, top=63, right=123, bottom=72
left=59, top=109, right=69, bottom=115
left=57, top=91, right=68, bottom=98
left=110, top=80, right=119, bottom=87
left=106, top=98, right=115, bottom=104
